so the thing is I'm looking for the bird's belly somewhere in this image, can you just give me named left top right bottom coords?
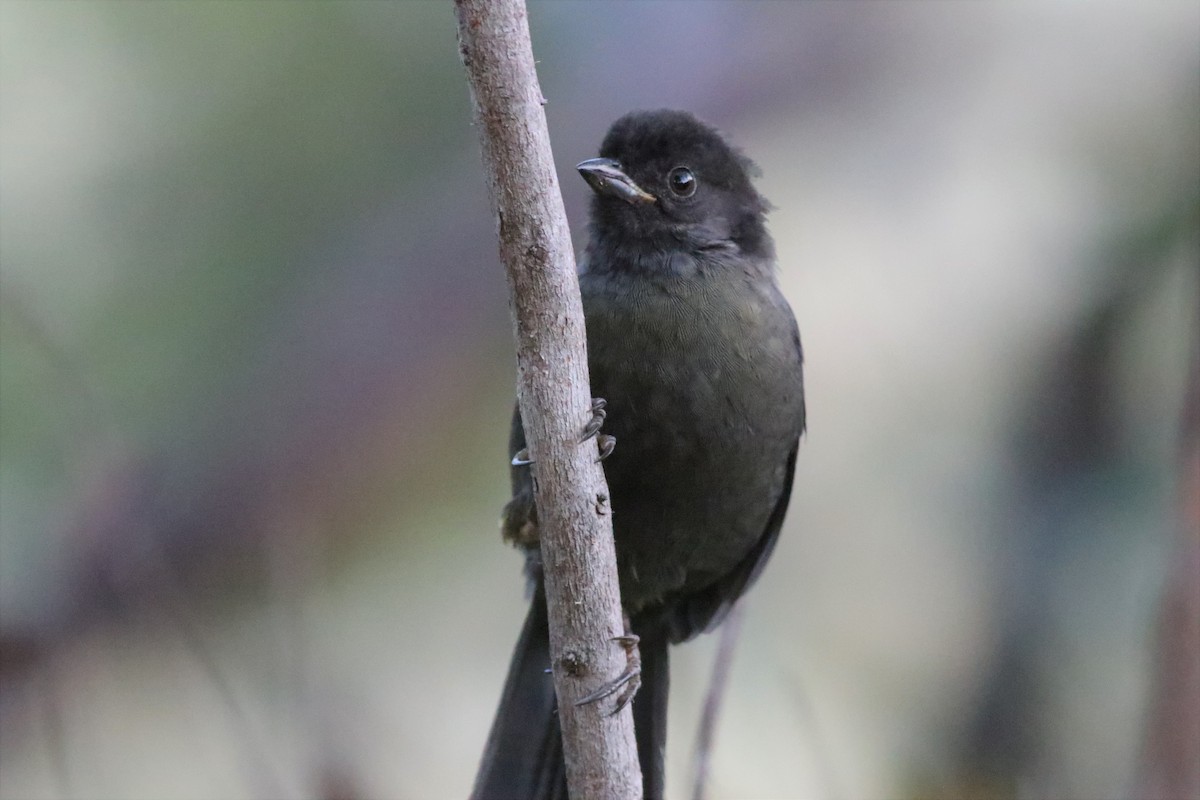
left=587, top=317, right=800, bottom=611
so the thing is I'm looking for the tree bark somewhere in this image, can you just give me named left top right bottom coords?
left=453, top=1, right=642, bottom=798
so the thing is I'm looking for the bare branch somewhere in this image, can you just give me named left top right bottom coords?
left=453, top=1, right=642, bottom=797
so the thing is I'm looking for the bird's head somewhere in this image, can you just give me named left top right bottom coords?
left=577, top=109, right=772, bottom=263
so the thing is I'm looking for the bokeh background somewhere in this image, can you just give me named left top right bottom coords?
left=1, top=2, right=1197, bottom=799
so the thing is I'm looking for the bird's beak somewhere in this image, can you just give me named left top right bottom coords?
left=576, top=158, right=656, bottom=205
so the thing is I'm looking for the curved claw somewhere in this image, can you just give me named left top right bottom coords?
left=596, top=434, right=616, bottom=462
left=580, top=397, right=608, bottom=443
left=575, top=663, right=641, bottom=709
left=609, top=675, right=640, bottom=716
left=511, top=448, right=533, bottom=467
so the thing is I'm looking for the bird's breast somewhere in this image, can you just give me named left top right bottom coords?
left=581, top=271, right=802, bottom=447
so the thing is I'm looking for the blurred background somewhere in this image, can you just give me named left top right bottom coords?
left=1, top=2, right=1196, bottom=799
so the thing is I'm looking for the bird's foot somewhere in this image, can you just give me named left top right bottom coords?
left=575, top=633, right=641, bottom=716
left=583, top=398, right=617, bottom=462
left=510, top=398, right=615, bottom=467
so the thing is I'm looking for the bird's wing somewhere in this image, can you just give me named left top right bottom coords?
left=663, top=441, right=799, bottom=644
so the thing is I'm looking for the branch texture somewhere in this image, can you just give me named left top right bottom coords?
left=454, top=1, right=642, bottom=798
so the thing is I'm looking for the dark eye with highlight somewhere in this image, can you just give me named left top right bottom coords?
left=668, top=167, right=697, bottom=197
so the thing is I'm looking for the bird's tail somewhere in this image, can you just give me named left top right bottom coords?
left=471, top=582, right=566, bottom=800
left=633, top=617, right=670, bottom=800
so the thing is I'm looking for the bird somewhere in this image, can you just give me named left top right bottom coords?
left=472, top=109, right=806, bottom=800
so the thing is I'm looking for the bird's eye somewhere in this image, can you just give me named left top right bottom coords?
left=668, top=167, right=697, bottom=197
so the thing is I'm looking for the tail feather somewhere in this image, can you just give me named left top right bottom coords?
left=472, top=583, right=567, bottom=800
left=633, top=620, right=670, bottom=800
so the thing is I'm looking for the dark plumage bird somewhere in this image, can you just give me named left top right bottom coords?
left=472, top=109, right=806, bottom=800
